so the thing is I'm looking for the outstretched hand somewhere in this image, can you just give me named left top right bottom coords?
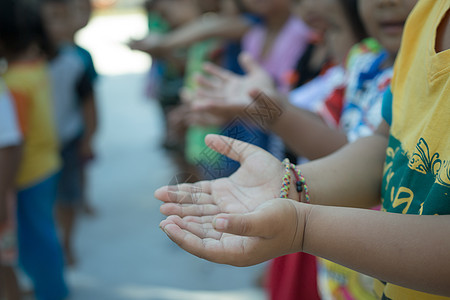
left=156, top=134, right=294, bottom=217
left=155, top=135, right=304, bottom=266
left=189, top=53, right=280, bottom=125
left=159, top=198, right=307, bottom=266
left=127, top=34, right=165, bottom=57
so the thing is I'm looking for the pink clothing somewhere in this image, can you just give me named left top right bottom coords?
left=242, top=16, right=312, bottom=94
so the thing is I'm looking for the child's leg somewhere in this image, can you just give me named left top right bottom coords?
left=56, top=205, right=77, bottom=266
left=0, top=265, right=21, bottom=300
left=17, top=173, right=68, bottom=300
left=57, top=138, right=84, bottom=265
left=81, top=166, right=96, bottom=216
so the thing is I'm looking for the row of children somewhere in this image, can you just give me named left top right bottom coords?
left=0, top=0, right=98, bottom=299
left=140, top=0, right=401, bottom=298
left=153, top=0, right=450, bottom=299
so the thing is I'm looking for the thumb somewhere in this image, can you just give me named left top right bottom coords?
left=205, top=134, right=265, bottom=163
left=238, top=52, right=262, bottom=75
left=213, top=210, right=274, bottom=238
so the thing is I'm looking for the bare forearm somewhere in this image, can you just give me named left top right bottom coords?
left=299, top=204, right=450, bottom=296
left=271, top=104, right=348, bottom=160
left=82, top=94, right=97, bottom=141
left=161, top=15, right=250, bottom=50
left=298, top=134, right=387, bottom=208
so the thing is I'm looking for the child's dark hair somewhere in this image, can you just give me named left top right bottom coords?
left=338, top=0, right=368, bottom=42
left=0, top=0, right=52, bottom=60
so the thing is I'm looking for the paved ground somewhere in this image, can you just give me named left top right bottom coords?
left=63, top=11, right=267, bottom=300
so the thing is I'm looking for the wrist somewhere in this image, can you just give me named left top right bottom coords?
left=294, top=201, right=313, bottom=253
left=247, top=91, right=285, bottom=130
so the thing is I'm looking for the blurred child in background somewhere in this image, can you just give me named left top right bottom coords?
left=68, top=0, right=99, bottom=216
left=136, top=0, right=186, bottom=151
left=224, top=0, right=313, bottom=166
left=40, top=0, right=98, bottom=266
left=0, top=0, right=69, bottom=298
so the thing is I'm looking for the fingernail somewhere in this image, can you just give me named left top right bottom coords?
left=160, top=225, right=171, bottom=238
left=214, top=218, right=228, bottom=230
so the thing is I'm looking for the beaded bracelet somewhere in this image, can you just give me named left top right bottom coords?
left=279, top=158, right=292, bottom=199
left=279, top=158, right=311, bottom=203
left=290, top=164, right=310, bottom=203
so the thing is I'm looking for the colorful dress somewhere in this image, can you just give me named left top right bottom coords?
left=318, top=38, right=391, bottom=300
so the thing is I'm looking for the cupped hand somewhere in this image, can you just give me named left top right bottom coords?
left=159, top=198, right=308, bottom=266
left=155, top=134, right=299, bottom=218
left=155, top=135, right=303, bottom=265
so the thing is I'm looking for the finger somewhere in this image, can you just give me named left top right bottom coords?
left=196, top=89, right=227, bottom=102
left=203, top=62, right=234, bottom=82
left=212, top=203, right=282, bottom=238
left=191, top=100, right=225, bottom=112
left=160, top=222, right=205, bottom=249
left=180, top=88, right=195, bottom=104
left=161, top=215, right=221, bottom=239
left=238, top=52, right=262, bottom=75
left=167, top=191, right=215, bottom=205
left=155, top=181, right=211, bottom=203
left=160, top=203, right=221, bottom=217
left=195, top=73, right=223, bottom=90
left=160, top=222, right=225, bottom=263
left=183, top=215, right=215, bottom=224
left=171, top=181, right=211, bottom=194
left=175, top=216, right=223, bottom=239
left=204, top=134, right=263, bottom=163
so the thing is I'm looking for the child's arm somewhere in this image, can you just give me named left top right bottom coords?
left=158, top=129, right=450, bottom=296
left=157, top=15, right=250, bottom=49
left=186, top=200, right=449, bottom=296
left=81, top=92, right=97, bottom=161
left=301, top=203, right=450, bottom=297
left=192, top=56, right=349, bottom=159
left=269, top=101, right=348, bottom=160
left=129, top=15, right=250, bottom=57
left=76, top=64, right=98, bottom=161
left=0, top=146, right=21, bottom=225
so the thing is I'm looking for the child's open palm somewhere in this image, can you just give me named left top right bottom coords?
left=155, top=135, right=305, bottom=265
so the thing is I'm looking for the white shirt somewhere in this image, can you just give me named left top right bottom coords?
left=0, top=79, right=22, bottom=148
left=50, top=45, right=85, bottom=145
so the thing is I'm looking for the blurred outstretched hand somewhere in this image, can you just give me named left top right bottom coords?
left=189, top=53, right=282, bottom=125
